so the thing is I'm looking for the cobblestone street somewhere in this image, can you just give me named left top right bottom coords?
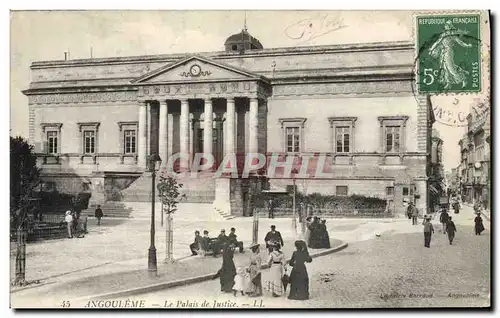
left=130, top=211, right=490, bottom=308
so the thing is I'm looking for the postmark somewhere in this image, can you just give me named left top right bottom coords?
left=416, top=14, right=481, bottom=94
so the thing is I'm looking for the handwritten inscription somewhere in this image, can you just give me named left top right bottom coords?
left=285, top=13, right=347, bottom=43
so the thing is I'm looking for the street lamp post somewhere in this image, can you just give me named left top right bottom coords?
left=147, top=154, right=162, bottom=276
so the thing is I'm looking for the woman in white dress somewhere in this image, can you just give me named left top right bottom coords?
left=265, top=243, right=285, bottom=297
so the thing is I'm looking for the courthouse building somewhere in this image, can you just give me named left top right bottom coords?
left=24, top=29, right=435, bottom=216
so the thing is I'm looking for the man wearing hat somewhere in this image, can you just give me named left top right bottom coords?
left=408, top=202, right=419, bottom=225
left=228, top=227, right=244, bottom=253
left=264, top=225, right=284, bottom=253
left=422, top=215, right=435, bottom=248
left=200, top=230, right=212, bottom=256
left=213, top=229, right=229, bottom=257
left=64, top=210, right=74, bottom=239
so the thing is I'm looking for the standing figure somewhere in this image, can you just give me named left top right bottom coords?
left=265, top=243, right=285, bottom=297
left=233, top=266, right=246, bottom=296
left=446, top=216, right=457, bottom=245
left=64, top=210, right=73, bottom=239
left=318, top=219, right=331, bottom=248
left=423, top=215, right=435, bottom=248
left=288, top=240, right=312, bottom=300
left=307, top=217, right=321, bottom=248
left=264, top=225, right=284, bottom=254
left=212, top=243, right=236, bottom=293
left=267, top=199, right=275, bottom=219
left=94, top=205, right=103, bottom=225
left=248, top=243, right=263, bottom=297
left=409, top=202, right=419, bottom=225
left=474, top=212, right=485, bottom=235
left=439, top=208, right=450, bottom=234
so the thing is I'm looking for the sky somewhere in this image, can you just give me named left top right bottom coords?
left=9, top=10, right=489, bottom=171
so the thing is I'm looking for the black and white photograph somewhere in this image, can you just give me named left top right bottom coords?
left=9, top=9, right=491, bottom=308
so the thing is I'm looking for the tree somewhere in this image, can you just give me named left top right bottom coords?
left=157, top=174, right=185, bottom=263
left=10, top=136, right=41, bottom=286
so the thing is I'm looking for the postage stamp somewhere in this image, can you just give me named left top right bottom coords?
left=416, top=14, right=482, bottom=94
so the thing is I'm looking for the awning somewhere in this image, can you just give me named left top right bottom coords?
left=429, top=185, right=440, bottom=195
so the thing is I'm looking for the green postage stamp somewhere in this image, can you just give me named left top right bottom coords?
left=416, top=14, right=481, bottom=94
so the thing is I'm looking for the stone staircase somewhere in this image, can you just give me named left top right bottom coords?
left=214, top=206, right=236, bottom=220
left=81, top=201, right=134, bottom=218
left=120, top=172, right=216, bottom=203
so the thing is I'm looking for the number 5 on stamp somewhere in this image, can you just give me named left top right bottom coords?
left=416, top=14, right=481, bottom=94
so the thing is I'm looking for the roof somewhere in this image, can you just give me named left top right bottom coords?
left=224, top=30, right=263, bottom=49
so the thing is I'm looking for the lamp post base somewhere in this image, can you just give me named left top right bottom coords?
left=148, top=247, right=157, bottom=275
left=164, top=258, right=176, bottom=264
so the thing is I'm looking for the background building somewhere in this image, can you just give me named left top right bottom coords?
left=458, top=102, right=490, bottom=208
left=24, top=29, right=435, bottom=216
left=428, top=128, right=445, bottom=212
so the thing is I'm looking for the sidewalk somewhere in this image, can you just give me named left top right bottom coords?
left=10, top=216, right=429, bottom=305
left=11, top=237, right=346, bottom=305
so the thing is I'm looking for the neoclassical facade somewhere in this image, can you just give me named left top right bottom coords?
left=24, top=30, right=435, bottom=216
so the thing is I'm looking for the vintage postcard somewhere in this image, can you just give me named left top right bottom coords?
left=9, top=10, right=491, bottom=309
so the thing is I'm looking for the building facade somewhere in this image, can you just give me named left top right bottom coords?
left=428, top=128, right=445, bottom=212
left=24, top=30, right=435, bottom=216
left=458, top=104, right=490, bottom=208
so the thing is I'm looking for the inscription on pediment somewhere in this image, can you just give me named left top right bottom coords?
left=139, top=59, right=252, bottom=83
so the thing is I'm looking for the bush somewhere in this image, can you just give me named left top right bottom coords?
left=271, top=192, right=386, bottom=211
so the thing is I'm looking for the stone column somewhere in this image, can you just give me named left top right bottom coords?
left=203, top=98, right=213, bottom=156
left=180, top=99, right=190, bottom=170
left=138, top=102, right=147, bottom=169
left=225, top=98, right=235, bottom=156
left=248, top=97, right=259, bottom=154
left=158, top=100, right=168, bottom=165
left=146, top=102, right=151, bottom=157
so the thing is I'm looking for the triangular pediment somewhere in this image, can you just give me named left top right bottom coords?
left=132, top=56, right=266, bottom=84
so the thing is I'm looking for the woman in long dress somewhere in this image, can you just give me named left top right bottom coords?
left=474, top=213, right=485, bottom=235
left=214, top=243, right=236, bottom=293
left=248, top=243, right=263, bottom=297
left=288, top=240, right=313, bottom=300
left=265, top=243, right=285, bottom=297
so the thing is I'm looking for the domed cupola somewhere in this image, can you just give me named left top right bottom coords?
left=224, top=28, right=263, bottom=53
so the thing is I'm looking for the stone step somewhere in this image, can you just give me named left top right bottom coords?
left=120, top=172, right=216, bottom=203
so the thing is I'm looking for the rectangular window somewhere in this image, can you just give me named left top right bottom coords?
left=285, top=127, right=300, bottom=153
left=83, top=130, right=96, bottom=154
left=403, top=187, right=409, bottom=196
left=386, top=187, right=394, bottom=196
left=335, top=127, right=350, bottom=153
left=336, top=186, right=348, bottom=196
left=47, top=131, right=58, bottom=154
left=124, top=130, right=136, bottom=154
left=385, top=126, right=400, bottom=153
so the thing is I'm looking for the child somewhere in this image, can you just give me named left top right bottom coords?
left=233, top=266, right=246, bottom=296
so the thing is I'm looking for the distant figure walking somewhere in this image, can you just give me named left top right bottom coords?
left=95, top=205, right=103, bottom=225
left=474, top=212, right=485, bottom=235
left=409, top=202, right=419, bottom=225
left=288, top=240, right=312, bottom=300
left=446, top=216, right=457, bottom=245
left=64, top=210, right=73, bottom=239
left=423, top=215, right=435, bottom=248
left=439, top=208, right=450, bottom=234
